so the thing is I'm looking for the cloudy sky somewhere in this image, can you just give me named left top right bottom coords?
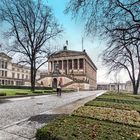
left=46, top=0, right=130, bottom=83
left=0, top=0, right=130, bottom=83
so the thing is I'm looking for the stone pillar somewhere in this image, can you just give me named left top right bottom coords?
left=67, top=60, right=68, bottom=74
left=48, top=62, right=51, bottom=73
left=62, top=60, right=64, bottom=74
left=72, top=59, right=74, bottom=70
left=83, top=59, right=85, bottom=74
left=78, top=59, right=79, bottom=70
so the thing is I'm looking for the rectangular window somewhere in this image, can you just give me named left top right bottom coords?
left=17, top=73, right=20, bottom=79
left=63, top=60, right=67, bottom=70
left=68, top=60, right=72, bottom=69
left=2, top=71, right=4, bottom=77
left=22, top=74, right=24, bottom=79
left=2, top=61, right=4, bottom=68
left=74, top=59, right=78, bottom=69
left=5, top=62, right=7, bottom=69
left=79, top=59, right=83, bottom=69
left=54, top=61, right=57, bottom=70
left=12, top=73, right=15, bottom=78
left=5, top=71, right=7, bottom=77
left=58, top=60, right=62, bottom=70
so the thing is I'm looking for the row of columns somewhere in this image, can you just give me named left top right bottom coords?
left=48, top=59, right=86, bottom=74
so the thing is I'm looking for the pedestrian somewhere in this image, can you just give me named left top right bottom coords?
left=57, top=81, right=62, bottom=96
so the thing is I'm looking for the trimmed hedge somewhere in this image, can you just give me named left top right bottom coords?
left=0, top=85, right=53, bottom=90
left=15, top=92, right=28, bottom=95
left=33, top=91, right=44, bottom=94
left=0, top=92, right=6, bottom=96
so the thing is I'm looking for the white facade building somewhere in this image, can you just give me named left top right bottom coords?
left=0, top=52, right=40, bottom=86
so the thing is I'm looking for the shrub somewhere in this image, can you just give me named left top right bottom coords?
left=15, top=92, right=28, bottom=95
left=33, top=91, right=44, bottom=94
left=0, top=92, right=6, bottom=96
left=0, top=85, right=52, bottom=90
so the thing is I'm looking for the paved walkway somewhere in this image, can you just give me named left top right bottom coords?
left=0, top=90, right=105, bottom=140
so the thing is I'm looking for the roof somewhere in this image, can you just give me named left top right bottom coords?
left=49, top=49, right=97, bottom=70
left=0, top=52, right=12, bottom=60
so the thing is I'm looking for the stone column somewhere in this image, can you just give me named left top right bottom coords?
left=83, top=59, right=85, bottom=74
left=78, top=59, right=79, bottom=70
left=48, top=62, right=51, bottom=73
left=67, top=60, right=68, bottom=74
left=62, top=60, right=64, bottom=74
left=72, top=59, right=74, bottom=70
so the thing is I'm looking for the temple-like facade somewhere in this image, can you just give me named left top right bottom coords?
left=38, top=47, right=97, bottom=90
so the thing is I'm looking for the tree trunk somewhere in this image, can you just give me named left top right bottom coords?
left=117, top=84, right=120, bottom=94
left=31, top=61, right=35, bottom=92
left=132, top=84, right=138, bottom=95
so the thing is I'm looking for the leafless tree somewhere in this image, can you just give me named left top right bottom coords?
left=66, top=0, right=140, bottom=94
left=102, top=26, right=140, bottom=94
left=0, top=0, right=63, bottom=91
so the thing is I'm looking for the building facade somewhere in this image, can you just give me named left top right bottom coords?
left=0, top=52, right=40, bottom=86
left=38, top=47, right=97, bottom=90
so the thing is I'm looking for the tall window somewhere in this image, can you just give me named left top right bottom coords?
left=2, top=70, right=4, bottom=77
left=58, top=60, right=62, bottom=69
left=74, top=59, right=78, bottom=69
left=5, top=71, right=7, bottom=77
left=12, top=73, right=15, bottom=78
left=2, top=61, right=4, bottom=68
left=54, top=61, right=57, bottom=70
left=63, top=60, right=67, bottom=70
left=17, top=73, right=20, bottom=79
left=79, top=59, right=84, bottom=69
left=68, top=60, right=72, bottom=69
left=5, top=62, right=7, bottom=69
left=26, top=75, right=28, bottom=80
left=22, top=74, right=24, bottom=79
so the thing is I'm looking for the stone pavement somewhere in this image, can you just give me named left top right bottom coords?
left=0, top=90, right=105, bottom=140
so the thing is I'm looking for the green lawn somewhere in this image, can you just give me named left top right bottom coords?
left=36, top=91, right=140, bottom=140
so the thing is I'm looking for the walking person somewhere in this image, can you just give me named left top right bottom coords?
left=57, top=81, right=62, bottom=96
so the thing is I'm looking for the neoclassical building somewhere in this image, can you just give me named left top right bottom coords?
left=38, top=46, right=97, bottom=90
left=0, top=52, right=40, bottom=86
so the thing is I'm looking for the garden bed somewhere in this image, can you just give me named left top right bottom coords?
left=36, top=91, right=140, bottom=139
left=36, top=116, right=140, bottom=140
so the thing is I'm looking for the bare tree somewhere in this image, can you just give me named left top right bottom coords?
left=102, top=27, right=140, bottom=94
left=66, top=0, right=140, bottom=94
left=0, top=0, right=62, bottom=91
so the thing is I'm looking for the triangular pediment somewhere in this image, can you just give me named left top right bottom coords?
left=50, top=50, right=85, bottom=58
left=0, top=52, right=12, bottom=60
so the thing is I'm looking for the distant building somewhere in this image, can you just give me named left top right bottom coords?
left=97, top=83, right=126, bottom=91
left=125, top=81, right=140, bottom=93
left=38, top=46, right=97, bottom=90
left=0, top=52, right=40, bottom=86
